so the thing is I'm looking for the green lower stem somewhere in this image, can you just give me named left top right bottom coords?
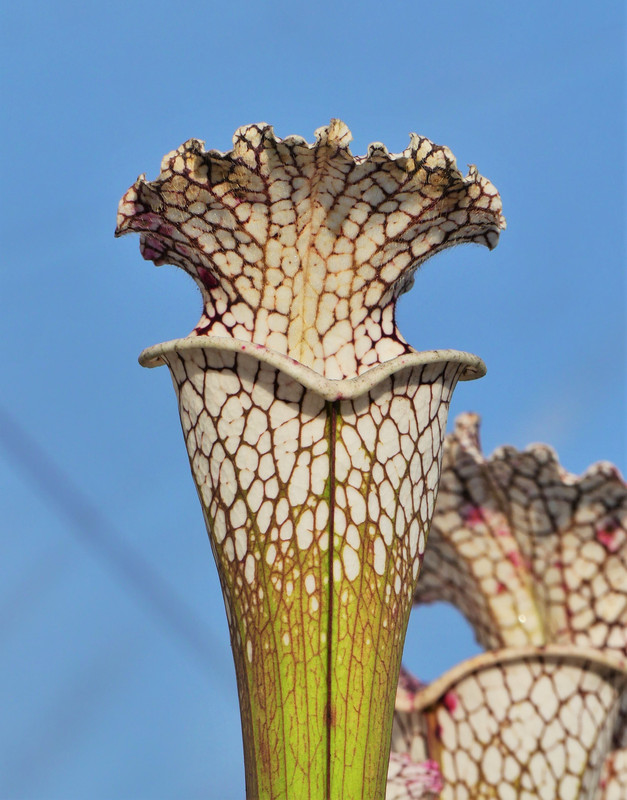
left=225, top=556, right=412, bottom=800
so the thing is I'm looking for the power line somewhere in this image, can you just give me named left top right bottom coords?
left=0, top=403, right=232, bottom=684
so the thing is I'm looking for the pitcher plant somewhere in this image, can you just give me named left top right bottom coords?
left=116, top=121, right=504, bottom=800
left=393, top=414, right=627, bottom=799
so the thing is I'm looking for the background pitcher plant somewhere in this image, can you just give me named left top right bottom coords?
left=116, top=121, right=505, bottom=800
left=393, top=415, right=627, bottom=799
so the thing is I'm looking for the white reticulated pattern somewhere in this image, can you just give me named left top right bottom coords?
left=165, top=344, right=466, bottom=796
left=167, top=349, right=464, bottom=645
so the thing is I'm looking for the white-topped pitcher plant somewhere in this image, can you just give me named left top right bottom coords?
left=393, top=415, right=627, bottom=800
left=116, top=121, right=505, bottom=800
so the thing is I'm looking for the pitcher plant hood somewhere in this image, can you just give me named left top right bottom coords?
left=115, top=120, right=504, bottom=380
left=416, top=413, right=627, bottom=655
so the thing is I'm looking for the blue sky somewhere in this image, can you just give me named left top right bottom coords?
left=1, top=2, right=624, bottom=798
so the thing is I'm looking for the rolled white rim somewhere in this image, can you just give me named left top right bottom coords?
left=139, top=337, right=486, bottom=402
left=398, top=644, right=627, bottom=713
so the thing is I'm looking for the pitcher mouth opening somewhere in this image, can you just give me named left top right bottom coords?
left=139, top=336, right=486, bottom=402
